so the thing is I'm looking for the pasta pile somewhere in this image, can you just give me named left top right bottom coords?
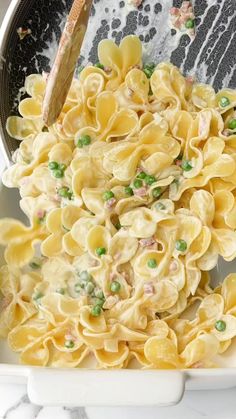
left=1, top=35, right=236, bottom=369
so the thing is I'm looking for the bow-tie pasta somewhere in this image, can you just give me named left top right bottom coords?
left=1, top=35, right=236, bottom=369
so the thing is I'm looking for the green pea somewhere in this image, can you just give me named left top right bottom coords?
left=33, top=292, right=44, bottom=301
left=124, top=186, right=134, bottom=196
left=228, top=119, right=236, bottom=130
left=133, top=179, right=143, bottom=189
left=62, top=225, right=70, bottom=232
left=74, top=283, right=82, bottom=293
left=114, top=221, right=122, bottom=230
left=147, top=62, right=155, bottom=69
left=181, top=160, right=192, bottom=171
left=143, top=63, right=156, bottom=79
left=95, top=289, right=104, bottom=299
left=185, top=18, right=195, bottom=29
left=215, top=320, right=226, bottom=332
left=56, top=288, right=65, bottom=295
left=148, top=86, right=153, bottom=96
left=103, top=191, right=115, bottom=201
left=52, top=169, right=64, bottom=179
left=65, top=340, right=75, bottom=349
left=156, top=202, right=166, bottom=211
left=94, top=62, right=104, bottom=70
left=48, top=161, right=59, bottom=170
left=152, top=187, right=162, bottom=198
left=110, top=281, right=121, bottom=293
left=147, top=258, right=157, bottom=269
left=219, top=96, right=230, bottom=108
left=93, top=297, right=105, bottom=307
left=143, top=68, right=153, bottom=79
left=29, top=262, right=41, bottom=269
left=80, top=271, right=93, bottom=282
left=58, top=186, right=70, bottom=198
left=137, top=171, right=147, bottom=179
left=145, top=175, right=156, bottom=185
left=96, top=247, right=106, bottom=257
left=175, top=239, right=187, bottom=252
left=176, top=152, right=183, bottom=161
left=77, top=65, right=84, bottom=75
left=85, top=282, right=95, bottom=294
left=37, top=215, right=46, bottom=225
left=81, top=134, right=92, bottom=146
left=59, top=163, right=67, bottom=171
left=91, top=304, right=102, bottom=317
left=77, top=139, right=84, bottom=148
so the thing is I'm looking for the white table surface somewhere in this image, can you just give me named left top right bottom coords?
left=0, top=1, right=236, bottom=418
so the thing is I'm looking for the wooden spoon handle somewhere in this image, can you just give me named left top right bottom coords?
left=43, top=0, right=93, bottom=126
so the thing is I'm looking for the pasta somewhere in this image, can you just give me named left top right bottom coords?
left=1, top=35, right=236, bottom=369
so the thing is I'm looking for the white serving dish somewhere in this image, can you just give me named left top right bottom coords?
left=0, top=1, right=236, bottom=408
left=0, top=178, right=236, bottom=407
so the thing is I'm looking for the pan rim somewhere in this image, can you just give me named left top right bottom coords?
left=0, top=0, right=22, bottom=166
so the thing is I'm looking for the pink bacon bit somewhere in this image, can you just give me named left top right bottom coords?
left=143, top=282, right=154, bottom=296
left=175, top=159, right=182, bottom=167
left=136, top=166, right=145, bottom=174
left=139, top=237, right=156, bottom=247
left=36, top=209, right=46, bottom=225
left=37, top=209, right=46, bottom=219
left=169, top=260, right=179, bottom=273
left=191, top=361, right=204, bottom=369
left=0, top=295, right=12, bottom=312
left=127, top=0, right=143, bottom=9
left=132, top=0, right=143, bottom=6
left=222, top=129, right=230, bottom=137
left=105, top=197, right=117, bottom=209
left=65, top=333, right=76, bottom=342
left=134, top=187, right=147, bottom=197
left=186, top=75, right=195, bottom=84
left=170, top=7, right=179, bottom=16
left=110, top=272, right=117, bottom=282
left=104, top=66, right=112, bottom=73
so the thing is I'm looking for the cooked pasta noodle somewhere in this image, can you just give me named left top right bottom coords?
left=1, top=35, right=236, bottom=368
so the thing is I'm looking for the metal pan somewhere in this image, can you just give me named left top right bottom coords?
left=0, top=0, right=235, bottom=163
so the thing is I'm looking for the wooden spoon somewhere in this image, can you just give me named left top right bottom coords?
left=42, top=0, right=93, bottom=126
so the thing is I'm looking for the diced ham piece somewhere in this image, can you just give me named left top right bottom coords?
left=143, top=282, right=154, bottom=295
left=105, top=197, right=116, bottom=209
left=139, top=237, right=156, bottom=247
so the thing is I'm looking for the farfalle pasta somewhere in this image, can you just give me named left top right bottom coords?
left=1, top=36, right=236, bottom=369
